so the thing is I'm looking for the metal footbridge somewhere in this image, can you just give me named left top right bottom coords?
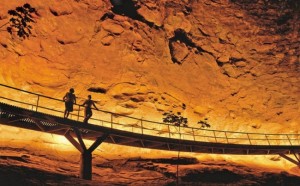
left=0, top=83, right=299, bottom=180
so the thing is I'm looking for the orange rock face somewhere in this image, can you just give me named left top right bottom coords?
left=0, top=0, right=299, bottom=173
left=0, top=0, right=298, bottom=129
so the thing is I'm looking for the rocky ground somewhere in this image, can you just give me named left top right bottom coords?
left=1, top=147, right=300, bottom=186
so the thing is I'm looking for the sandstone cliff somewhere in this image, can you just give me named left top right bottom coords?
left=1, top=0, right=299, bottom=131
left=0, top=0, right=299, bottom=176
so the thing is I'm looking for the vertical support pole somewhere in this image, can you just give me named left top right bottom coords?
left=168, top=125, right=171, bottom=138
left=65, top=129, right=108, bottom=181
left=111, top=114, right=113, bottom=128
left=247, top=133, right=252, bottom=145
left=225, top=131, right=229, bottom=143
left=179, top=125, right=183, bottom=140
left=80, top=151, right=92, bottom=180
left=176, top=125, right=182, bottom=186
left=192, top=128, right=195, bottom=141
left=141, top=119, right=143, bottom=135
left=36, top=95, right=40, bottom=112
left=286, top=134, right=293, bottom=146
left=77, top=105, right=81, bottom=121
left=265, top=134, right=270, bottom=145
left=213, top=131, right=217, bottom=143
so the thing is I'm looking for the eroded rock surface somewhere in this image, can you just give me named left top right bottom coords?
left=0, top=0, right=299, bottom=179
left=2, top=147, right=300, bottom=186
left=1, top=0, right=298, bottom=129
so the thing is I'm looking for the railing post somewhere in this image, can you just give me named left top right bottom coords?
left=286, top=134, right=293, bottom=146
left=110, top=114, right=113, bottom=128
left=141, top=119, right=143, bottom=135
left=168, top=125, right=171, bottom=138
left=225, top=131, right=229, bottom=143
left=265, top=134, right=270, bottom=145
left=179, top=125, right=181, bottom=140
left=36, top=95, right=40, bottom=112
left=192, top=128, right=195, bottom=141
left=77, top=105, right=81, bottom=121
left=247, top=133, right=252, bottom=145
left=213, top=131, right=217, bottom=143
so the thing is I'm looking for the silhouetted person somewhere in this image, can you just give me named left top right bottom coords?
left=82, top=95, right=98, bottom=124
left=63, top=88, right=76, bottom=118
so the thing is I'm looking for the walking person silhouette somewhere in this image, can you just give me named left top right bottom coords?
left=63, top=88, right=76, bottom=118
left=82, top=95, right=98, bottom=124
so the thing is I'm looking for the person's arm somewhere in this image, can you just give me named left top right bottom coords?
left=81, top=100, right=86, bottom=107
left=63, top=93, right=67, bottom=101
left=92, top=101, right=99, bottom=110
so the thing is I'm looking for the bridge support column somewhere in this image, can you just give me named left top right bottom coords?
left=279, top=152, right=300, bottom=167
left=64, top=128, right=108, bottom=180
left=80, top=151, right=92, bottom=180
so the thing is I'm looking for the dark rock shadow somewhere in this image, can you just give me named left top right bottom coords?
left=0, top=164, right=71, bottom=186
left=109, top=0, right=160, bottom=29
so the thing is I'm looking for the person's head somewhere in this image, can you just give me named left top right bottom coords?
left=88, top=95, right=91, bottom=99
left=70, top=88, right=74, bottom=93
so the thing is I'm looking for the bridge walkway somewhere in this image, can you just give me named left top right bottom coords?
left=0, top=83, right=299, bottom=179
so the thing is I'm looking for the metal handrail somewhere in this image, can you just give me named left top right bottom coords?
left=0, top=83, right=299, bottom=146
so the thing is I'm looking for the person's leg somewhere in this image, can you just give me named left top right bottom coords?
left=87, top=112, right=92, bottom=121
left=85, top=112, right=92, bottom=124
left=64, top=102, right=71, bottom=118
left=64, top=109, right=68, bottom=118
left=83, top=109, right=88, bottom=123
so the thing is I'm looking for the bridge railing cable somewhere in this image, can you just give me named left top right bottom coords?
left=0, top=83, right=299, bottom=146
